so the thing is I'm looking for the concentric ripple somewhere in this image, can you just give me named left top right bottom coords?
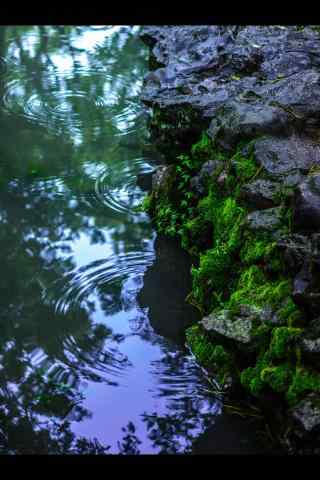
left=94, top=158, right=154, bottom=215
left=53, top=250, right=155, bottom=316
left=1, top=64, right=145, bottom=139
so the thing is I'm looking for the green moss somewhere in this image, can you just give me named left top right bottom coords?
left=190, top=132, right=222, bottom=162
left=240, top=327, right=304, bottom=402
left=140, top=194, right=153, bottom=213
left=186, top=324, right=234, bottom=386
left=147, top=127, right=312, bottom=412
left=227, top=266, right=291, bottom=315
left=287, top=367, right=320, bottom=406
left=261, top=363, right=293, bottom=394
left=180, top=215, right=212, bottom=254
left=269, top=327, right=303, bottom=360
left=240, top=236, right=277, bottom=265
left=278, top=298, right=301, bottom=325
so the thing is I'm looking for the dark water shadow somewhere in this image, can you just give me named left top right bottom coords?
left=138, top=234, right=201, bottom=343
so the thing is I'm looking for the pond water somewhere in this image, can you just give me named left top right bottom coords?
left=0, top=26, right=269, bottom=454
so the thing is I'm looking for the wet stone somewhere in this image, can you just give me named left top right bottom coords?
left=201, top=305, right=262, bottom=352
left=190, top=159, right=223, bottom=195
left=245, top=207, right=284, bottom=236
left=290, top=393, right=320, bottom=434
left=277, top=234, right=312, bottom=274
left=292, top=261, right=320, bottom=314
left=294, top=174, right=320, bottom=231
left=151, top=165, right=176, bottom=200
left=254, top=135, right=320, bottom=180
left=300, top=318, right=320, bottom=362
left=239, top=179, right=281, bottom=209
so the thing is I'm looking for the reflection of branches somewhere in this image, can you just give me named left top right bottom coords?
left=0, top=25, right=156, bottom=453
left=117, top=422, right=142, bottom=455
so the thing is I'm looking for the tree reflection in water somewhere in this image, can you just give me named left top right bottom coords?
left=0, top=25, right=254, bottom=455
left=0, top=26, right=155, bottom=453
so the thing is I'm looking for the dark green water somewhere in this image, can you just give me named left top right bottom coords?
left=0, top=26, right=269, bottom=454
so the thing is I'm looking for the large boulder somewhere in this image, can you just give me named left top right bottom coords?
left=141, top=26, right=320, bottom=156
left=254, top=135, right=320, bottom=183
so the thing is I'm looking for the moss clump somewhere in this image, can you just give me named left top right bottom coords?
left=148, top=126, right=312, bottom=413
left=141, top=194, right=153, bottom=213
left=190, top=132, right=221, bottom=162
left=191, top=193, right=245, bottom=311
left=269, top=326, right=303, bottom=360
left=227, top=266, right=291, bottom=315
left=240, top=327, right=304, bottom=403
left=240, top=236, right=277, bottom=266
left=232, top=141, right=260, bottom=185
left=186, top=324, right=234, bottom=386
left=278, top=298, right=301, bottom=325
left=287, top=367, right=320, bottom=406
left=180, top=215, right=212, bottom=254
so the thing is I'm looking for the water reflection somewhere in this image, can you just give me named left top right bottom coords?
left=0, top=25, right=262, bottom=454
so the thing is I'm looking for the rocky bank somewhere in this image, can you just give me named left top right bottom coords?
left=140, top=25, right=320, bottom=454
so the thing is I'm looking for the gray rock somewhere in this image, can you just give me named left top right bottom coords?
left=151, top=165, right=176, bottom=200
left=290, top=393, right=320, bottom=433
left=294, top=174, right=320, bottom=231
left=208, top=101, right=290, bottom=150
left=190, top=159, right=223, bottom=195
left=292, top=261, right=320, bottom=314
left=239, top=179, right=281, bottom=209
left=245, top=207, right=284, bottom=236
left=277, top=234, right=312, bottom=274
left=300, top=318, right=320, bottom=361
left=141, top=26, right=320, bottom=156
left=201, top=305, right=262, bottom=351
left=254, top=135, right=320, bottom=180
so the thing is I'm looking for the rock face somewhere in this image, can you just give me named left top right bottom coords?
left=294, top=174, right=320, bottom=230
left=201, top=305, right=262, bottom=352
left=245, top=207, right=284, bottom=236
left=290, top=393, right=320, bottom=433
left=140, top=26, right=320, bottom=454
left=300, top=318, right=320, bottom=362
left=141, top=26, right=320, bottom=161
left=190, top=159, right=223, bottom=195
left=151, top=164, right=176, bottom=201
left=239, top=179, right=280, bottom=209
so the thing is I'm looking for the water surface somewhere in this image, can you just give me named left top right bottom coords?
left=0, top=26, right=268, bottom=454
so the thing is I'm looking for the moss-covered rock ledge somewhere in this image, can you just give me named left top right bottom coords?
left=140, top=26, right=320, bottom=454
